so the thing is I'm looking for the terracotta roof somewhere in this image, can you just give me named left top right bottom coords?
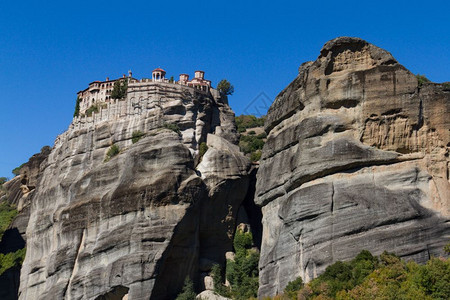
left=153, top=68, right=166, bottom=73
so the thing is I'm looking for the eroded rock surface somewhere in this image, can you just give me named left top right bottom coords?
left=18, top=85, right=250, bottom=300
left=256, top=37, right=449, bottom=297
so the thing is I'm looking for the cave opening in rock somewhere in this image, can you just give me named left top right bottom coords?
left=95, top=285, right=129, bottom=300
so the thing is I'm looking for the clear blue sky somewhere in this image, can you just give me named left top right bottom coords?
left=0, top=0, right=449, bottom=178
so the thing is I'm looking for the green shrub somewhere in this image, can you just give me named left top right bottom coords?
left=132, top=130, right=145, bottom=144
left=250, top=151, right=262, bottom=162
left=85, top=104, right=99, bottom=117
left=199, top=142, right=208, bottom=159
left=284, top=277, right=303, bottom=300
left=239, top=135, right=265, bottom=154
left=235, top=115, right=266, bottom=132
left=163, top=123, right=181, bottom=135
left=256, top=132, right=267, bottom=139
left=105, top=144, right=120, bottom=161
left=289, top=250, right=449, bottom=300
left=0, top=248, right=26, bottom=276
left=416, top=74, right=431, bottom=87
left=0, top=201, right=18, bottom=239
left=175, top=277, right=196, bottom=300
left=444, top=243, right=450, bottom=255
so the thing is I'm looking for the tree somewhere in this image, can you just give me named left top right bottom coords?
left=284, top=277, right=304, bottom=300
left=12, top=163, right=25, bottom=177
left=111, top=79, right=128, bottom=99
left=176, top=277, right=196, bottom=300
left=226, top=229, right=259, bottom=299
left=0, top=177, right=7, bottom=185
left=73, top=97, right=81, bottom=117
left=211, top=264, right=231, bottom=297
left=217, top=79, right=234, bottom=96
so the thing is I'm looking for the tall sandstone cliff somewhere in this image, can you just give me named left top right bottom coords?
left=256, top=37, right=449, bottom=297
left=17, top=83, right=251, bottom=299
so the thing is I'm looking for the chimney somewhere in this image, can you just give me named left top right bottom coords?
left=123, top=74, right=126, bottom=78
left=106, top=77, right=109, bottom=81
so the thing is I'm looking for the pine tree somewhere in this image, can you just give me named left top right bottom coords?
left=175, top=277, right=196, bottom=300
left=217, top=79, right=234, bottom=96
left=73, top=97, right=81, bottom=117
left=111, top=79, right=128, bottom=99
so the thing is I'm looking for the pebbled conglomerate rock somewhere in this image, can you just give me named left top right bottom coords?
left=256, top=37, right=449, bottom=297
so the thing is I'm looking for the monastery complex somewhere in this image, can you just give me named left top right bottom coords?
left=76, top=68, right=216, bottom=114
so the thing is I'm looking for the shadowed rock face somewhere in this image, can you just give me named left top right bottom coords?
left=0, top=147, right=51, bottom=300
left=18, top=86, right=250, bottom=300
left=256, top=37, right=449, bottom=297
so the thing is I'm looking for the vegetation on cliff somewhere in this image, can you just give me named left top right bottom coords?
left=0, top=178, right=7, bottom=197
left=0, top=201, right=26, bottom=276
left=73, top=96, right=81, bottom=117
left=271, top=250, right=450, bottom=300
left=12, top=163, right=25, bottom=177
left=0, top=201, right=17, bottom=238
left=0, top=248, right=26, bottom=276
left=131, top=130, right=145, bottom=144
left=105, top=144, right=120, bottom=161
left=226, top=229, right=259, bottom=299
left=217, top=79, right=234, bottom=96
left=176, top=277, right=197, bottom=300
left=199, top=142, right=208, bottom=160
left=209, top=228, right=260, bottom=299
left=235, top=115, right=266, bottom=133
left=85, top=104, right=99, bottom=117
left=163, top=122, right=181, bottom=135
left=111, top=79, right=128, bottom=99
left=416, top=74, right=431, bottom=87
left=236, top=115, right=267, bottom=162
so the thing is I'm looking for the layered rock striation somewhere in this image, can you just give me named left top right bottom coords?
left=256, top=37, right=449, bottom=297
left=18, top=84, right=251, bottom=299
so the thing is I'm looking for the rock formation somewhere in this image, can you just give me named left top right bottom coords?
left=17, top=83, right=251, bottom=299
left=4, top=37, right=449, bottom=300
left=256, top=37, right=449, bottom=297
left=0, top=146, right=50, bottom=300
